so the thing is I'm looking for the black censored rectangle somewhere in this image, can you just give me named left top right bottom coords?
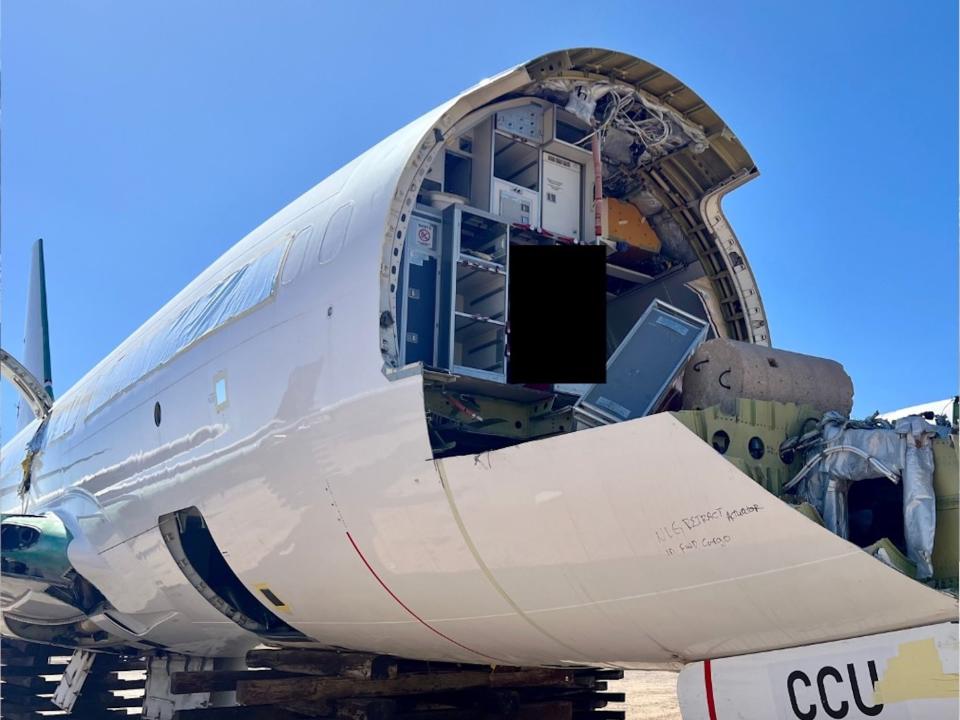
left=507, top=244, right=606, bottom=384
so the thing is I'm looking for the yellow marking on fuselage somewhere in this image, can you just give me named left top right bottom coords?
left=874, top=637, right=959, bottom=703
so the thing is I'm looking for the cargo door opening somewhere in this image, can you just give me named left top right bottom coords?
left=389, top=96, right=720, bottom=458
left=159, top=507, right=306, bottom=640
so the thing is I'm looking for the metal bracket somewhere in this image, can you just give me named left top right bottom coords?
left=143, top=654, right=215, bottom=720
left=52, top=649, right=97, bottom=712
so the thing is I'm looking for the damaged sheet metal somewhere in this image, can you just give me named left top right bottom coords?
left=17, top=417, right=49, bottom=506
left=786, top=412, right=939, bottom=579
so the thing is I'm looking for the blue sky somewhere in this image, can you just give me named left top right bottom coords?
left=2, top=0, right=957, bottom=443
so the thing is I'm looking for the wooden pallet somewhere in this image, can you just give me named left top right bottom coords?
left=169, top=648, right=625, bottom=720
left=0, top=638, right=145, bottom=720
left=1, top=641, right=626, bottom=720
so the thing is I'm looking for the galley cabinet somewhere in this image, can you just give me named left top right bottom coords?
left=438, top=204, right=510, bottom=382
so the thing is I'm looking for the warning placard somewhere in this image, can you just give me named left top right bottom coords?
left=415, top=222, right=434, bottom=249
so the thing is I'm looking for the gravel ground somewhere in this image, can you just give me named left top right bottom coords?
left=606, top=671, right=681, bottom=720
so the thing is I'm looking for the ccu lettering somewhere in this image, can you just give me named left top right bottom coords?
left=786, top=661, right=883, bottom=719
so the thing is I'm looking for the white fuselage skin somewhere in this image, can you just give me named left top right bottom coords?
left=2, top=50, right=955, bottom=668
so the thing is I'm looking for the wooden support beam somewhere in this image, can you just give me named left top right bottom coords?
left=0, top=682, right=52, bottom=699
left=1, top=655, right=64, bottom=668
left=336, top=697, right=397, bottom=720
left=0, top=673, right=59, bottom=688
left=80, top=675, right=146, bottom=692
left=89, top=658, right=148, bottom=671
left=172, top=669, right=299, bottom=695
left=594, top=692, right=626, bottom=704
left=74, top=691, right=146, bottom=708
left=0, top=699, right=57, bottom=713
left=572, top=691, right=626, bottom=710
left=0, top=702, right=129, bottom=720
left=173, top=706, right=306, bottom=720
left=0, top=639, right=50, bottom=655
left=0, top=712, right=42, bottom=720
left=390, top=710, right=483, bottom=720
left=0, top=663, right=71, bottom=676
left=279, top=700, right=333, bottom=717
left=237, top=668, right=575, bottom=707
left=516, top=701, right=572, bottom=720
left=246, top=649, right=395, bottom=680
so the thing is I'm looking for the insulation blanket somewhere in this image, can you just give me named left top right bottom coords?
left=797, top=414, right=938, bottom=579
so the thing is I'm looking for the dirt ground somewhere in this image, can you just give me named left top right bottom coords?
left=607, top=671, right=682, bottom=720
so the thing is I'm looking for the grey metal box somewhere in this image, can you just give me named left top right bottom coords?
left=575, top=299, right=709, bottom=425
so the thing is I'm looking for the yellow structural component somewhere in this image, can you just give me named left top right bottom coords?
left=424, top=386, right=572, bottom=440
left=792, top=501, right=824, bottom=526
left=931, top=437, right=959, bottom=590
left=599, top=198, right=661, bottom=253
left=864, top=537, right=916, bottom=578
left=674, top=401, right=959, bottom=592
left=671, top=399, right=821, bottom=496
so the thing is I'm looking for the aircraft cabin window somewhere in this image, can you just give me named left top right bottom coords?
left=214, top=375, right=228, bottom=411
left=318, top=202, right=353, bottom=264
left=280, top=225, right=315, bottom=286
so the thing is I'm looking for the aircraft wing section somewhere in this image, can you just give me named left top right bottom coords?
left=437, top=413, right=957, bottom=667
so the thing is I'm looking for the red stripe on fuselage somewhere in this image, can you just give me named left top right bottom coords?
left=704, top=658, right=718, bottom=720
left=344, top=531, right=501, bottom=663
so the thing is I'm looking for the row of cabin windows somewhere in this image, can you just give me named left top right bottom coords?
left=46, top=203, right=353, bottom=441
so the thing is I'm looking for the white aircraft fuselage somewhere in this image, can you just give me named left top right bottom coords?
left=2, top=48, right=955, bottom=672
